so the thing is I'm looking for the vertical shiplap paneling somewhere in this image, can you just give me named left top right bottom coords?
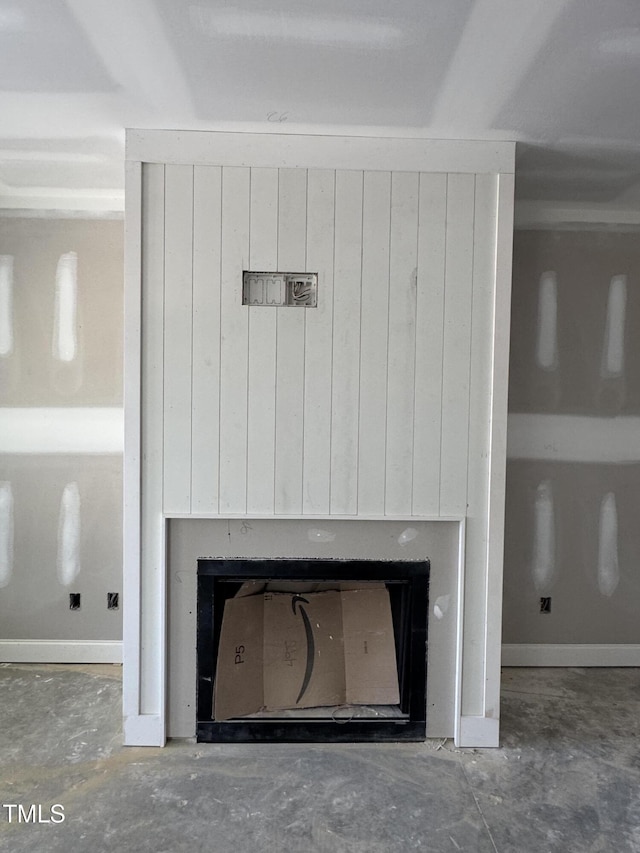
left=467, top=174, right=497, bottom=531
left=303, top=170, right=335, bottom=514
left=219, top=167, right=250, bottom=513
left=274, top=168, right=307, bottom=514
left=140, top=162, right=165, bottom=712
left=440, top=174, right=476, bottom=516
left=413, top=173, right=447, bottom=515
left=331, top=171, right=363, bottom=514
left=357, top=171, right=391, bottom=515
left=191, top=166, right=222, bottom=513
left=385, top=172, right=419, bottom=515
left=247, top=168, right=279, bottom=514
left=163, top=165, right=193, bottom=514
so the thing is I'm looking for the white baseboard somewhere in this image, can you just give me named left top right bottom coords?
left=502, top=644, right=640, bottom=667
left=0, top=640, right=122, bottom=664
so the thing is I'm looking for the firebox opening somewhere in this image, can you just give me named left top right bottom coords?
left=196, top=558, right=429, bottom=743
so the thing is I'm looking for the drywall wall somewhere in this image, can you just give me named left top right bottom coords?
left=503, top=229, right=640, bottom=655
left=0, top=217, right=123, bottom=658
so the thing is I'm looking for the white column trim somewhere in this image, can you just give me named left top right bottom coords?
left=458, top=715, right=500, bottom=748
left=123, top=159, right=145, bottom=740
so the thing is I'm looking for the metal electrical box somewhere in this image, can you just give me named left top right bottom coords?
left=242, top=272, right=318, bottom=307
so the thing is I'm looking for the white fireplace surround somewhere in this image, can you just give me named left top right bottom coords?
left=123, top=129, right=515, bottom=747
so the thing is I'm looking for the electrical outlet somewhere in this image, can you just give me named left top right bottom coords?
left=69, top=593, right=81, bottom=610
left=540, top=597, right=551, bottom=614
left=107, top=592, right=119, bottom=610
left=242, top=271, right=317, bottom=307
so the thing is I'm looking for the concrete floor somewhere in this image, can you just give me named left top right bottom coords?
left=0, top=665, right=639, bottom=852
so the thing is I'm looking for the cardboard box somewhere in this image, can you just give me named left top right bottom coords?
left=214, top=585, right=400, bottom=721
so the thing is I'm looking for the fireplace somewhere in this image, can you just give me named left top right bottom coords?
left=123, top=130, right=515, bottom=748
left=196, top=558, right=429, bottom=742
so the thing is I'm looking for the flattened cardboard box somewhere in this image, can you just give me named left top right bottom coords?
left=214, top=587, right=399, bottom=721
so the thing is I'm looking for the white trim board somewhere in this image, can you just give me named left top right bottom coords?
left=502, top=644, right=640, bottom=667
left=458, top=715, right=500, bottom=748
left=126, top=130, right=515, bottom=174
left=0, top=640, right=122, bottom=664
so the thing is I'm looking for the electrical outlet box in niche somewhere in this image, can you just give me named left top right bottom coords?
left=243, top=272, right=317, bottom=307
left=540, top=597, right=551, bottom=614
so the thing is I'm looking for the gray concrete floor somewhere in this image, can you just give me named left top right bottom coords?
left=1, top=664, right=639, bottom=852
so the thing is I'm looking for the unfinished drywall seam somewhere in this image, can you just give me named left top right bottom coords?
left=53, top=252, right=78, bottom=362
left=0, top=482, right=14, bottom=588
left=0, top=255, right=14, bottom=357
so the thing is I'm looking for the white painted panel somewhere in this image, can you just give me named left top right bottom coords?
left=128, top=130, right=516, bottom=175
left=247, top=168, right=278, bottom=514
left=219, top=167, right=250, bottom=513
left=385, top=172, right=419, bottom=515
left=191, top=166, right=222, bottom=513
left=331, top=171, right=363, bottom=515
left=413, top=173, right=447, bottom=515
left=303, top=169, right=335, bottom=514
left=440, top=174, right=475, bottom=516
left=274, top=168, right=307, bottom=514
left=140, top=162, right=166, bottom=715
left=482, top=171, right=514, bottom=723
left=358, top=171, right=391, bottom=516
left=163, top=165, right=193, bottom=514
left=123, top=159, right=143, bottom=725
left=463, top=173, right=497, bottom=716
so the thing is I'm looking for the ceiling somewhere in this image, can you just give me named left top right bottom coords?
left=2, top=0, right=640, bottom=211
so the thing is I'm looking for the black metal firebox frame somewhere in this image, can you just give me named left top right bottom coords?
left=196, top=558, right=429, bottom=743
